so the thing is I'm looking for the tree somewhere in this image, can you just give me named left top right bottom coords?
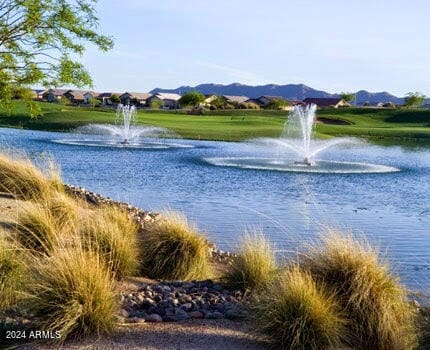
left=89, top=97, right=100, bottom=108
left=265, top=99, right=289, bottom=110
left=178, top=91, right=205, bottom=108
left=110, top=94, right=120, bottom=104
left=58, top=96, right=70, bottom=106
left=339, top=92, right=355, bottom=103
left=150, top=99, right=163, bottom=109
left=0, top=0, right=113, bottom=116
left=404, top=92, right=426, bottom=108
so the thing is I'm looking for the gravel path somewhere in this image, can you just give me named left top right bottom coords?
left=16, top=320, right=266, bottom=350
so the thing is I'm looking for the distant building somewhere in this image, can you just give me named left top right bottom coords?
left=302, top=98, right=350, bottom=108
left=31, top=89, right=47, bottom=101
left=148, top=92, right=182, bottom=109
left=43, top=89, right=71, bottom=102
left=63, top=90, right=88, bottom=104
left=221, top=95, right=249, bottom=104
left=83, top=91, right=100, bottom=104
left=119, top=92, right=153, bottom=106
left=204, top=94, right=218, bottom=106
left=253, top=95, right=292, bottom=110
left=97, top=92, right=122, bottom=105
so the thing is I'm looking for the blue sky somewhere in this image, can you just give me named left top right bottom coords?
left=82, top=0, right=430, bottom=96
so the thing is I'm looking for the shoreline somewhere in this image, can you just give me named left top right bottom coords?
left=64, top=184, right=237, bottom=264
left=63, top=185, right=430, bottom=305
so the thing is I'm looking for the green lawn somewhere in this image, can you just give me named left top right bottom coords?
left=0, top=101, right=429, bottom=143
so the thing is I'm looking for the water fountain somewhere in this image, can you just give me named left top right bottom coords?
left=54, top=104, right=193, bottom=149
left=205, top=104, right=399, bottom=173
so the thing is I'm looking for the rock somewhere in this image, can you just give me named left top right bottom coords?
left=180, top=303, right=193, bottom=311
left=162, top=315, right=177, bottom=322
left=205, top=311, right=224, bottom=319
left=126, top=317, right=145, bottom=324
left=175, top=308, right=189, bottom=321
left=145, top=313, right=163, bottom=323
left=189, top=311, right=204, bottom=319
left=118, top=309, right=129, bottom=318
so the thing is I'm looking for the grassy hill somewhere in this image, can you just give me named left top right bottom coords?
left=0, top=101, right=429, bottom=143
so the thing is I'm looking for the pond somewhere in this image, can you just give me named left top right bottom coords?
left=1, top=127, right=429, bottom=291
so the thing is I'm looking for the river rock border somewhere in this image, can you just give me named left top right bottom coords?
left=119, top=280, right=248, bottom=323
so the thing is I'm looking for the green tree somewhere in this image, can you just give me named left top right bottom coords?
left=110, top=94, right=120, bottom=104
left=0, top=0, right=113, bottom=116
left=265, top=99, right=289, bottom=110
left=150, top=99, right=163, bottom=109
left=404, top=92, right=426, bottom=108
left=89, top=97, right=100, bottom=108
left=178, top=91, right=205, bottom=108
left=339, top=92, right=355, bottom=103
left=58, top=96, right=70, bottom=106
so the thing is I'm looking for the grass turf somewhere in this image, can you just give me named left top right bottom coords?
left=0, top=101, right=429, bottom=143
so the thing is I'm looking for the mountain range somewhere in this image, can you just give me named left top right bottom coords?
left=150, top=83, right=405, bottom=105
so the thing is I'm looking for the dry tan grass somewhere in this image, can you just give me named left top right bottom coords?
left=79, top=206, right=140, bottom=278
left=0, top=233, right=26, bottom=309
left=140, top=210, right=211, bottom=280
left=224, top=231, right=277, bottom=291
left=253, top=266, right=346, bottom=350
left=25, top=243, right=117, bottom=342
left=15, top=201, right=63, bottom=255
left=301, top=231, right=418, bottom=350
left=0, top=152, right=63, bottom=201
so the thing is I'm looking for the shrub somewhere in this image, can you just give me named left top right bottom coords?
left=80, top=206, right=139, bottom=278
left=16, top=202, right=62, bottom=255
left=25, top=245, right=116, bottom=342
left=0, top=235, right=26, bottom=309
left=302, top=231, right=418, bottom=349
left=224, top=231, right=276, bottom=290
left=253, top=266, right=345, bottom=349
left=140, top=211, right=211, bottom=280
left=0, top=152, right=62, bottom=201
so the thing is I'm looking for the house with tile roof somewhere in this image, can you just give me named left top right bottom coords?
left=119, top=92, right=153, bottom=106
left=302, top=98, right=350, bottom=108
left=148, top=92, right=182, bottom=109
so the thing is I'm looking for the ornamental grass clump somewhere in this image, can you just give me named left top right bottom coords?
left=253, top=266, right=345, bottom=350
left=140, top=211, right=211, bottom=280
left=224, top=231, right=277, bottom=291
left=45, top=191, right=80, bottom=232
left=0, top=234, right=26, bottom=310
left=25, top=245, right=117, bottom=342
left=80, top=206, right=139, bottom=278
left=15, top=202, right=62, bottom=255
left=0, top=152, right=63, bottom=201
left=302, top=231, right=418, bottom=350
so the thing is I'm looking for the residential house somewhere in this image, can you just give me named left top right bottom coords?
left=119, top=92, right=153, bottom=106
left=31, top=89, right=47, bottom=101
left=204, top=94, right=218, bottom=106
left=63, top=90, right=87, bottom=104
left=83, top=91, right=100, bottom=104
left=221, top=95, right=250, bottom=105
left=254, top=95, right=292, bottom=110
left=97, top=92, right=122, bottom=105
left=302, top=98, right=350, bottom=108
left=43, top=89, right=71, bottom=102
left=148, top=92, right=182, bottom=109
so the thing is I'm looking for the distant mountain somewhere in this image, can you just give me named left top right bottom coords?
left=150, top=83, right=404, bottom=105
left=151, top=83, right=333, bottom=100
left=354, top=90, right=404, bottom=105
